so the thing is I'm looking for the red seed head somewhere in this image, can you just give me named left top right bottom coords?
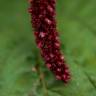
left=28, top=0, right=70, bottom=83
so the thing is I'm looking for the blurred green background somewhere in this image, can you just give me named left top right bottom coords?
left=0, top=0, right=96, bottom=96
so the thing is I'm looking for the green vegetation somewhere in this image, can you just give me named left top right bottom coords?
left=0, top=0, right=96, bottom=96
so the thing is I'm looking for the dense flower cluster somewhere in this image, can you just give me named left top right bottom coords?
left=28, top=0, right=70, bottom=82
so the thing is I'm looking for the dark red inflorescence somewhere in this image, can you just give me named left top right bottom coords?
left=28, top=0, right=70, bottom=83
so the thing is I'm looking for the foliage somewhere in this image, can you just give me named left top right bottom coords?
left=0, top=0, right=96, bottom=96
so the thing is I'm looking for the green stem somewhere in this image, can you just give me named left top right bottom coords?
left=35, top=51, right=48, bottom=96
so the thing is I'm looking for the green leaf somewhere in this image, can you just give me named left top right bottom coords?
left=0, top=0, right=96, bottom=96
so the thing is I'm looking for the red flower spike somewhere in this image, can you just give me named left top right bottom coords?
left=28, top=0, right=70, bottom=83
